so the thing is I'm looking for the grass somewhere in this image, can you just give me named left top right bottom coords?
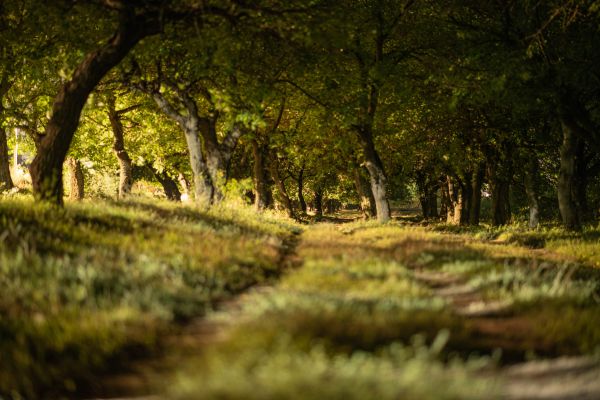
left=429, top=221, right=600, bottom=267
left=2, top=202, right=600, bottom=399
left=164, top=222, right=500, bottom=400
left=163, top=218, right=600, bottom=399
left=0, top=196, right=297, bottom=398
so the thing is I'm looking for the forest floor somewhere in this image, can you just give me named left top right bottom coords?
left=1, top=200, right=600, bottom=399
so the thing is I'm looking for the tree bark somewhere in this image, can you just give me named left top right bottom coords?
left=359, top=127, right=390, bottom=223
left=198, top=117, right=225, bottom=202
left=178, top=172, right=191, bottom=200
left=558, top=119, right=581, bottom=230
left=469, top=164, right=485, bottom=226
left=314, top=189, right=323, bottom=218
left=270, top=156, right=294, bottom=218
left=146, top=164, right=181, bottom=201
left=252, top=138, right=271, bottom=211
left=67, top=158, right=84, bottom=201
left=0, top=72, right=14, bottom=191
left=0, top=126, right=13, bottom=191
left=491, top=180, right=511, bottom=226
left=149, top=91, right=214, bottom=206
left=354, top=166, right=375, bottom=219
left=298, top=165, right=307, bottom=214
left=524, top=157, right=540, bottom=229
left=30, top=9, right=161, bottom=204
left=107, top=95, right=133, bottom=199
left=440, top=179, right=449, bottom=220
left=574, top=140, right=589, bottom=223
left=149, top=89, right=242, bottom=207
left=460, top=180, right=471, bottom=226
left=446, top=176, right=459, bottom=224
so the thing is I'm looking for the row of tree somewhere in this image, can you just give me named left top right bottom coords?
left=0, top=0, right=599, bottom=230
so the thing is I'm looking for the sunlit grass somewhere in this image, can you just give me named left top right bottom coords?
left=2, top=202, right=599, bottom=399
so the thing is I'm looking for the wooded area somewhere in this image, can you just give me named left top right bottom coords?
left=0, top=0, right=598, bottom=227
left=1, top=1, right=600, bottom=399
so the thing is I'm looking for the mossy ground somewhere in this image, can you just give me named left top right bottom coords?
left=1, top=203, right=599, bottom=399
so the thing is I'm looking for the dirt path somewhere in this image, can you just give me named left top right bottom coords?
left=414, top=264, right=600, bottom=400
left=86, top=232, right=303, bottom=400
left=88, top=222, right=600, bottom=399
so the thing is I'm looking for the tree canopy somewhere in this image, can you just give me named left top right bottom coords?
left=1, top=0, right=599, bottom=229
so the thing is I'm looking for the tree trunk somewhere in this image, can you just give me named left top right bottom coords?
left=314, top=189, right=323, bottom=218
left=270, top=157, right=294, bottom=218
left=427, top=194, right=438, bottom=219
left=298, top=166, right=307, bottom=214
left=0, top=125, right=14, bottom=191
left=446, top=176, right=458, bottom=224
left=107, top=96, right=133, bottom=199
left=440, top=180, right=449, bottom=220
left=469, top=164, right=485, bottom=226
left=326, top=199, right=337, bottom=215
left=0, top=74, right=14, bottom=191
left=252, top=138, right=271, bottom=211
left=417, top=173, right=439, bottom=220
left=354, top=166, right=375, bottom=219
left=491, top=180, right=511, bottom=226
left=146, top=164, right=181, bottom=201
left=524, top=158, right=540, bottom=229
left=558, top=120, right=581, bottom=230
left=67, top=158, right=84, bottom=201
left=199, top=117, right=226, bottom=202
left=460, top=180, right=471, bottom=226
left=30, top=10, right=161, bottom=204
left=574, top=140, right=589, bottom=223
left=416, top=171, right=430, bottom=219
left=186, top=128, right=214, bottom=207
left=178, top=172, right=191, bottom=200
left=150, top=93, right=214, bottom=207
left=359, top=128, right=390, bottom=223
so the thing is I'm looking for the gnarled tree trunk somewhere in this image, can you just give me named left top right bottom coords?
left=359, top=127, right=390, bottom=223
left=30, top=9, right=161, bottom=204
left=460, top=179, right=471, bottom=226
left=178, top=172, right=191, bottom=200
left=297, top=165, right=307, bottom=214
left=67, top=158, right=84, bottom=201
left=354, top=165, right=376, bottom=219
left=469, top=164, right=485, bottom=226
left=524, top=157, right=540, bottom=229
left=314, top=189, right=323, bottom=218
left=490, top=180, right=511, bottom=226
left=270, top=156, right=294, bottom=218
left=0, top=126, right=13, bottom=192
left=149, top=91, right=214, bottom=207
left=149, top=89, right=241, bottom=207
left=0, top=73, right=14, bottom=191
left=252, top=138, right=271, bottom=211
left=107, top=96, right=134, bottom=199
left=145, top=163, right=181, bottom=201
left=558, top=120, right=581, bottom=230
left=446, top=176, right=461, bottom=224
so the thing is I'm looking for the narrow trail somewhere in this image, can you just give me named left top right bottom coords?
left=88, top=232, right=303, bottom=400
left=413, top=249, right=600, bottom=400
left=89, top=220, right=600, bottom=399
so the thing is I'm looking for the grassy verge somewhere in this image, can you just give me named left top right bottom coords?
left=0, top=196, right=296, bottom=398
